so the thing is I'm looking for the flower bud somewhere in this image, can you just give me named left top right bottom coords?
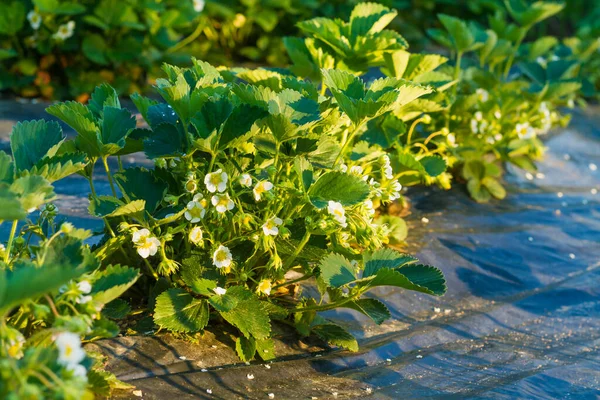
left=60, top=222, right=74, bottom=234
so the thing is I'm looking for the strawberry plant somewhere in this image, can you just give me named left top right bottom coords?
left=0, top=127, right=140, bottom=398
left=36, top=61, right=446, bottom=360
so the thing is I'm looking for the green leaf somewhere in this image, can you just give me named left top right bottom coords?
left=29, top=152, right=87, bottom=183
left=46, top=102, right=101, bottom=158
left=398, top=264, right=447, bottom=295
left=256, top=338, right=276, bottom=361
left=102, top=299, right=131, bottom=320
left=345, top=298, right=391, bottom=325
left=10, top=175, right=55, bottom=212
left=0, top=1, right=25, bottom=36
left=220, top=296, right=271, bottom=340
left=114, top=168, right=167, bottom=213
left=323, top=70, right=432, bottom=123
left=363, top=248, right=417, bottom=277
left=0, top=187, right=26, bottom=221
left=283, top=37, right=322, bottom=82
left=308, top=171, right=370, bottom=208
left=467, top=179, right=492, bottom=203
left=208, top=292, right=239, bottom=312
left=100, top=106, right=136, bottom=155
left=88, top=83, right=120, bottom=118
left=218, top=105, right=268, bottom=150
left=505, top=0, right=565, bottom=28
left=146, top=103, right=180, bottom=128
left=312, top=323, right=358, bottom=352
left=191, top=97, right=233, bottom=140
left=438, top=14, right=475, bottom=52
left=91, top=264, right=140, bottom=305
left=235, top=337, right=257, bottom=362
left=0, top=49, right=17, bottom=61
left=153, top=289, right=210, bottom=333
left=349, top=2, right=397, bottom=40
left=90, top=316, right=120, bottom=339
left=0, top=260, right=85, bottom=313
left=294, top=157, right=313, bottom=192
left=403, top=54, right=448, bottom=80
left=0, top=153, right=14, bottom=184
left=319, top=253, right=356, bottom=288
left=463, top=160, right=486, bottom=180
left=360, top=265, right=446, bottom=296
left=482, top=177, right=506, bottom=199
left=82, top=34, right=108, bottom=65
left=10, top=120, right=64, bottom=172
left=89, top=197, right=146, bottom=218
left=155, top=75, right=192, bottom=124
left=143, top=123, right=188, bottom=159
left=186, top=278, right=217, bottom=297
left=131, top=93, right=159, bottom=123
left=420, top=156, right=447, bottom=177
left=35, top=0, right=85, bottom=14
left=376, top=215, right=408, bottom=244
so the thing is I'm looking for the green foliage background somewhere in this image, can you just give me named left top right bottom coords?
left=0, top=0, right=598, bottom=99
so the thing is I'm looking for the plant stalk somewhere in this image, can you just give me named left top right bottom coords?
left=4, top=220, right=18, bottom=264
left=334, top=122, right=364, bottom=166
left=102, top=156, right=118, bottom=197
left=282, top=230, right=311, bottom=270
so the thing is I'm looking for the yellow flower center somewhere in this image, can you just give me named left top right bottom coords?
left=210, top=174, right=222, bottom=185
left=265, top=220, right=276, bottom=229
left=333, top=209, right=343, bottom=218
left=216, top=251, right=227, bottom=262
left=8, top=343, right=20, bottom=358
left=188, top=205, right=203, bottom=218
left=138, top=239, right=154, bottom=250
left=65, top=344, right=73, bottom=357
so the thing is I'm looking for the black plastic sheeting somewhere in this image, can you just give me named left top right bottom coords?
left=1, top=102, right=600, bottom=399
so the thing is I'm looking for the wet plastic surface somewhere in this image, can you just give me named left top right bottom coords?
left=1, top=102, right=600, bottom=399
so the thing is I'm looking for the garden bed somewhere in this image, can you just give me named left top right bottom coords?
left=3, top=102, right=597, bottom=398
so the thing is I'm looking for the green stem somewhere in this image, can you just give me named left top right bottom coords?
left=4, top=220, right=18, bottom=264
left=503, top=30, right=526, bottom=79
left=294, top=292, right=361, bottom=313
left=454, top=52, right=463, bottom=81
left=207, top=152, right=217, bottom=173
left=406, top=117, right=425, bottom=147
left=334, top=122, right=364, bottom=166
left=87, top=176, right=97, bottom=198
left=272, top=273, right=311, bottom=290
left=452, top=51, right=463, bottom=98
left=144, top=258, right=159, bottom=280
left=166, top=21, right=204, bottom=54
left=102, top=156, right=118, bottom=197
left=282, top=230, right=311, bottom=270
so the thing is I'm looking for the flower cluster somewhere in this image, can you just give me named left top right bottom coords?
left=55, top=332, right=87, bottom=379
